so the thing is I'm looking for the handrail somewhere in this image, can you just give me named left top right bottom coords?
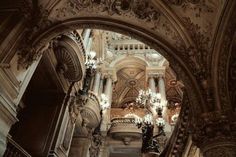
left=3, top=136, right=31, bottom=157
left=111, top=118, right=135, bottom=124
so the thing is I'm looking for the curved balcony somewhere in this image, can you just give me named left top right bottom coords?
left=109, top=118, right=142, bottom=145
left=79, top=91, right=101, bottom=129
left=53, top=32, right=86, bottom=82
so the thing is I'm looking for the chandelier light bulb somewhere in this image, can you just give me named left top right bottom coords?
left=143, top=114, right=153, bottom=125
left=156, top=117, right=165, bottom=127
left=89, top=51, right=96, bottom=59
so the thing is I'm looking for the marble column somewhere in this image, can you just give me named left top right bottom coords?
left=92, top=71, right=101, bottom=95
left=157, top=75, right=171, bottom=134
left=83, top=29, right=91, bottom=49
left=86, top=37, right=93, bottom=52
left=158, top=75, right=167, bottom=117
left=100, top=75, right=113, bottom=133
left=104, top=76, right=113, bottom=105
left=148, top=76, right=156, bottom=93
left=98, top=76, right=104, bottom=96
left=158, top=75, right=166, bottom=105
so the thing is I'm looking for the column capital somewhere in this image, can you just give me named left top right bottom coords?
left=147, top=72, right=165, bottom=79
left=96, top=68, right=102, bottom=73
left=146, top=67, right=165, bottom=78
left=192, top=111, right=236, bottom=149
left=103, top=72, right=117, bottom=82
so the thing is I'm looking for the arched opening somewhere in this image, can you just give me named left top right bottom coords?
left=6, top=26, right=193, bottom=157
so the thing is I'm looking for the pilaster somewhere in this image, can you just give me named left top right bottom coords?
left=0, top=99, right=18, bottom=156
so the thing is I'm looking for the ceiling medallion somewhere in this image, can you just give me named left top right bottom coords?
left=169, top=79, right=177, bottom=86
left=126, top=79, right=138, bottom=87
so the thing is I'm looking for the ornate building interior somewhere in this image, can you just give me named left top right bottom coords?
left=0, top=0, right=236, bottom=157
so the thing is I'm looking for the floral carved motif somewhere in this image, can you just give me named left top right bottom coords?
left=179, top=17, right=210, bottom=79
left=17, top=5, right=53, bottom=69
left=165, top=0, right=214, bottom=17
left=175, top=17, right=213, bottom=110
left=55, top=0, right=161, bottom=28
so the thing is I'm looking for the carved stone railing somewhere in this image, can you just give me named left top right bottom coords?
left=3, top=136, right=31, bottom=157
left=109, top=118, right=142, bottom=145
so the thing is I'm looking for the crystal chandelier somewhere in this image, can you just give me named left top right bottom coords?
left=135, top=88, right=166, bottom=154
left=136, top=89, right=162, bottom=109
left=85, top=51, right=97, bottom=69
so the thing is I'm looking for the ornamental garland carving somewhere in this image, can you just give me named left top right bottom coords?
left=55, top=0, right=161, bottom=27
left=165, top=0, right=214, bottom=18
left=179, top=17, right=210, bottom=80
left=174, top=17, right=215, bottom=111
left=17, top=5, right=53, bottom=69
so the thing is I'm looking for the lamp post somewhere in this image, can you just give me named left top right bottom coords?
left=135, top=89, right=166, bottom=155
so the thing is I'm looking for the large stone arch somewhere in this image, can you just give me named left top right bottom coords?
left=212, top=0, right=236, bottom=111
left=16, top=0, right=209, bottom=126
left=28, top=18, right=204, bottom=116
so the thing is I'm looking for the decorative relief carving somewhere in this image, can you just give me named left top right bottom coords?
left=179, top=17, right=210, bottom=79
left=69, top=96, right=79, bottom=123
left=203, top=146, right=236, bottom=157
left=17, top=6, right=53, bottom=69
left=89, top=134, right=102, bottom=157
left=192, top=111, right=236, bottom=149
left=165, top=0, right=214, bottom=17
left=175, top=17, right=214, bottom=110
left=166, top=92, right=191, bottom=156
left=89, top=126, right=103, bottom=157
left=55, top=0, right=161, bottom=29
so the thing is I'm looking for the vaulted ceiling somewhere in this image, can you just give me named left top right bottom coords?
left=112, top=67, right=145, bottom=108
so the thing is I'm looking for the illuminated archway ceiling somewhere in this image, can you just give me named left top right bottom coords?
left=112, top=67, right=145, bottom=108
left=111, top=66, right=183, bottom=108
